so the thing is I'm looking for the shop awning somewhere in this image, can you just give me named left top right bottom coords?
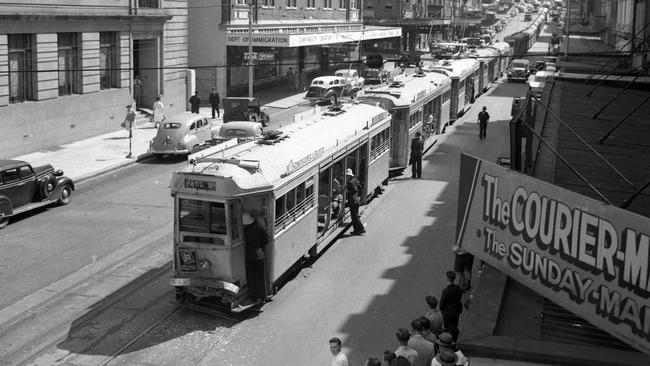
left=226, top=25, right=401, bottom=48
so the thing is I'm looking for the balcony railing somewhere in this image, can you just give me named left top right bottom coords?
left=139, top=0, right=159, bottom=8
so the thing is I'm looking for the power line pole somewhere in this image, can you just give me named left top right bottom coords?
left=247, top=0, right=255, bottom=97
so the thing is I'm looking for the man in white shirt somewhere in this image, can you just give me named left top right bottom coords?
left=395, top=328, right=418, bottom=366
left=329, top=337, right=349, bottom=366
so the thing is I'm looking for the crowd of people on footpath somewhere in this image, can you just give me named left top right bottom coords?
left=330, top=247, right=479, bottom=366
left=286, top=67, right=309, bottom=93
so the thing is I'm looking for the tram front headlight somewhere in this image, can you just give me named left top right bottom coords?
left=198, top=258, right=212, bottom=274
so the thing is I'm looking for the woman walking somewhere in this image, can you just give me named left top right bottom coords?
left=152, top=95, right=165, bottom=128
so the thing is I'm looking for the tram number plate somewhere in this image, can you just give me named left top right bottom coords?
left=170, top=278, right=191, bottom=286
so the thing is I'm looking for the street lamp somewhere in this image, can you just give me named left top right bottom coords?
left=247, top=0, right=254, bottom=97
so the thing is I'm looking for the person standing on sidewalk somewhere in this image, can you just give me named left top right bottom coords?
left=122, top=104, right=136, bottom=132
left=407, top=318, right=435, bottom=366
left=394, top=328, right=418, bottom=366
left=410, top=131, right=423, bottom=178
left=329, top=337, right=349, bottom=366
left=477, top=106, right=490, bottom=140
left=209, top=87, right=220, bottom=119
left=133, top=75, right=142, bottom=108
left=299, top=69, right=308, bottom=92
left=286, top=67, right=296, bottom=92
left=189, top=91, right=201, bottom=114
left=346, top=168, right=365, bottom=235
left=425, top=295, right=444, bottom=338
left=439, top=271, right=463, bottom=329
left=152, top=95, right=165, bottom=129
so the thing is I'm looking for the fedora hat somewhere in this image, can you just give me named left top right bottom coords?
left=436, top=332, right=454, bottom=348
left=435, top=349, right=458, bottom=366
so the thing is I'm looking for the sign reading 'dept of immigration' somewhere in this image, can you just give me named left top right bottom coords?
left=455, top=153, right=650, bottom=355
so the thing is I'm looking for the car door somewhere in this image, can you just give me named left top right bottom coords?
left=18, top=165, right=36, bottom=204
left=199, top=118, right=212, bottom=143
left=0, top=168, right=28, bottom=209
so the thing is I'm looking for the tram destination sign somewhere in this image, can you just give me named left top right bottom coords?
left=456, top=153, right=650, bottom=355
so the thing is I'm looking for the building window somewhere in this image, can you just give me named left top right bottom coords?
left=58, top=33, right=81, bottom=96
left=138, top=0, right=159, bottom=8
left=286, top=0, right=296, bottom=7
left=8, top=34, right=35, bottom=103
left=338, top=0, right=344, bottom=9
left=263, top=0, right=275, bottom=6
left=307, top=0, right=315, bottom=8
left=350, top=0, right=357, bottom=9
left=324, top=0, right=332, bottom=8
left=100, top=32, right=119, bottom=89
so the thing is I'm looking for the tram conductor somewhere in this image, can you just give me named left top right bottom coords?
left=243, top=212, right=268, bottom=302
left=346, top=169, right=365, bottom=235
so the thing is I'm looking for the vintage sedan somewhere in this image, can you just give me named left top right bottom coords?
left=305, top=76, right=361, bottom=105
left=148, top=112, right=215, bottom=156
left=0, top=160, right=74, bottom=229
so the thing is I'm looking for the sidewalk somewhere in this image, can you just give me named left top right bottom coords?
left=10, top=92, right=308, bottom=186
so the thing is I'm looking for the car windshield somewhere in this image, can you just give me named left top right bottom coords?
left=163, top=122, right=182, bottom=129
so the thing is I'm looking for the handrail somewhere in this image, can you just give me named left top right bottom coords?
left=531, top=95, right=637, bottom=190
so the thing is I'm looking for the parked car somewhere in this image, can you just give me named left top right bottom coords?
left=528, top=70, right=554, bottom=97
left=305, top=76, right=361, bottom=105
left=334, top=69, right=365, bottom=89
left=211, top=121, right=264, bottom=144
left=508, top=59, right=531, bottom=82
left=148, top=112, right=216, bottom=156
left=222, top=97, right=270, bottom=127
left=0, top=160, right=74, bottom=229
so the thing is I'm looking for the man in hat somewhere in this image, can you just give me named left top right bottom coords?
left=123, top=104, right=136, bottom=132
left=477, top=106, right=490, bottom=140
left=189, top=91, right=201, bottom=114
left=243, top=212, right=267, bottom=302
left=431, top=349, right=458, bottom=366
left=439, top=271, right=463, bottom=328
left=209, top=87, right=220, bottom=119
left=433, top=333, right=469, bottom=366
left=410, top=131, right=424, bottom=178
left=345, top=168, right=365, bottom=235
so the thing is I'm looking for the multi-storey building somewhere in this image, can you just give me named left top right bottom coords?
left=0, top=0, right=188, bottom=157
left=188, top=0, right=401, bottom=98
left=363, top=0, right=482, bottom=51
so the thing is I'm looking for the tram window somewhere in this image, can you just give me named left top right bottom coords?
left=296, top=182, right=306, bottom=206
left=275, top=195, right=286, bottom=218
left=286, top=188, right=296, bottom=212
left=229, top=202, right=239, bottom=240
left=178, top=199, right=227, bottom=235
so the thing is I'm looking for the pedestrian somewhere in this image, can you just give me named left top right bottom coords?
left=299, top=68, right=308, bottom=92
left=345, top=168, right=365, bottom=235
left=287, top=67, right=296, bottom=92
left=243, top=212, right=268, bottom=302
left=425, top=295, right=444, bottom=338
left=209, top=87, right=221, bottom=118
left=410, top=131, right=423, bottom=178
left=418, top=316, right=437, bottom=348
left=477, top=106, right=490, bottom=140
left=453, top=242, right=474, bottom=291
left=433, top=332, right=469, bottom=366
left=189, top=91, right=201, bottom=114
left=133, top=75, right=142, bottom=108
left=152, top=95, right=165, bottom=129
left=439, top=271, right=464, bottom=329
left=407, top=318, right=435, bottom=366
left=430, top=349, right=459, bottom=366
left=329, top=337, right=349, bottom=366
left=383, top=350, right=397, bottom=366
left=394, top=328, right=418, bottom=366
left=122, top=104, right=136, bottom=132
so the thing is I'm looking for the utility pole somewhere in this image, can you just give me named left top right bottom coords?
left=247, top=0, right=255, bottom=97
left=565, top=0, right=571, bottom=60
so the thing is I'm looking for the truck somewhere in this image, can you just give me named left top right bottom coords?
left=222, top=97, right=270, bottom=127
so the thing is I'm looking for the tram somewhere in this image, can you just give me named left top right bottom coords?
left=468, top=46, right=500, bottom=94
left=170, top=102, right=391, bottom=311
left=489, top=42, right=512, bottom=78
left=426, top=58, right=480, bottom=122
left=358, top=70, right=452, bottom=173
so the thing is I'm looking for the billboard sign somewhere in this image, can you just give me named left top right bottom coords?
left=456, top=153, right=650, bottom=355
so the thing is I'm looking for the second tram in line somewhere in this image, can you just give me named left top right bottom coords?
left=170, top=102, right=391, bottom=310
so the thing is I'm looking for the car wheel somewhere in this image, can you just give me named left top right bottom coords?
left=58, top=183, right=72, bottom=205
left=329, top=94, right=337, bottom=105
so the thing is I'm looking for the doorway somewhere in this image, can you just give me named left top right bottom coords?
left=133, top=39, right=159, bottom=110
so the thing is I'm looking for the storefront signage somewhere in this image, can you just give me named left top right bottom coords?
left=184, top=178, right=216, bottom=191
left=284, top=147, right=325, bottom=177
left=456, top=153, right=650, bottom=355
left=226, top=27, right=402, bottom=47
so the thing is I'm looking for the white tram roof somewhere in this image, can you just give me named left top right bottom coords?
left=468, top=47, right=499, bottom=61
left=489, top=42, right=511, bottom=54
left=426, top=58, right=480, bottom=79
left=359, top=71, right=451, bottom=108
left=175, top=103, right=389, bottom=195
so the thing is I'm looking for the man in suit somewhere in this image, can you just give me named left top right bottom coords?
left=439, top=271, right=464, bottom=329
left=410, top=131, right=424, bottom=178
left=346, top=168, right=365, bottom=235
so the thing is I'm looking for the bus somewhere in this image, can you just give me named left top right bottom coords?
left=427, top=58, right=481, bottom=122
left=170, top=102, right=392, bottom=311
left=358, top=70, right=451, bottom=174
